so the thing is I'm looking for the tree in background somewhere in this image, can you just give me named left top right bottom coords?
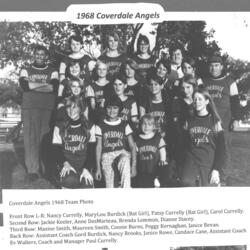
left=0, top=79, right=22, bottom=107
left=154, top=21, right=221, bottom=77
left=0, top=22, right=147, bottom=107
left=1, top=21, right=249, bottom=108
left=0, top=22, right=146, bottom=68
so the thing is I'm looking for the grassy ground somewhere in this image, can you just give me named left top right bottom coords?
left=225, top=132, right=250, bottom=186
left=0, top=132, right=250, bottom=189
left=0, top=143, right=54, bottom=189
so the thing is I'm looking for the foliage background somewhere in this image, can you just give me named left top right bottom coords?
left=0, top=21, right=250, bottom=108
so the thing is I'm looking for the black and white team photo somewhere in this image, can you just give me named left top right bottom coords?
left=0, top=20, right=250, bottom=189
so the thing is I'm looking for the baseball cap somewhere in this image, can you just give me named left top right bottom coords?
left=208, top=55, right=223, bottom=64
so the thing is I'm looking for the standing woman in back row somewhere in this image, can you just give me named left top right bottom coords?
left=181, top=86, right=226, bottom=187
left=133, top=34, right=156, bottom=84
left=98, top=31, right=127, bottom=81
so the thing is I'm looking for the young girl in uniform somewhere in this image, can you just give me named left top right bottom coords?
left=121, top=58, right=145, bottom=107
left=58, top=35, right=92, bottom=97
left=140, top=70, right=170, bottom=139
left=171, top=74, right=197, bottom=180
left=155, top=58, right=176, bottom=99
left=136, top=114, right=168, bottom=188
left=87, top=60, right=111, bottom=124
left=56, top=77, right=89, bottom=122
left=52, top=96, right=95, bottom=188
left=181, top=86, right=226, bottom=187
left=98, top=32, right=126, bottom=81
left=172, top=74, right=197, bottom=130
left=133, top=34, right=156, bottom=82
left=95, top=95, right=137, bottom=188
left=112, top=74, right=139, bottom=128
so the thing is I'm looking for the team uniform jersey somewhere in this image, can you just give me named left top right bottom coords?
left=172, top=98, right=194, bottom=127
left=98, top=53, right=127, bottom=80
left=87, top=81, right=111, bottom=124
left=88, top=81, right=110, bottom=108
left=120, top=96, right=138, bottom=122
left=136, top=133, right=166, bottom=174
left=125, top=81, right=147, bottom=106
left=53, top=123, right=95, bottom=172
left=143, top=100, right=168, bottom=134
left=203, top=74, right=235, bottom=129
left=185, top=113, right=219, bottom=169
left=132, top=55, right=156, bottom=82
left=182, top=113, right=224, bottom=186
left=20, top=64, right=58, bottom=110
left=95, top=119, right=133, bottom=153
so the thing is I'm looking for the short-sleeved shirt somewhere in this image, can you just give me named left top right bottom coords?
left=53, top=123, right=95, bottom=172
left=185, top=113, right=218, bottom=169
left=120, top=96, right=138, bottom=122
left=20, top=64, right=58, bottom=110
left=95, top=119, right=133, bottom=153
left=172, top=97, right=194, bottom=127
left=136, top=133, right=166, bottom=174
left=203, top=74, right=234, bottom=129
left=125, top=80, right=146, bottom=106
left=132, top=55, right=156, bottom=82
left=143, top=100, right=168, bottom=134
left=88, top=81, right=110, bottom=107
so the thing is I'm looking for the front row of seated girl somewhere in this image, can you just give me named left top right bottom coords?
left=52, top=73, right=226, bottom=189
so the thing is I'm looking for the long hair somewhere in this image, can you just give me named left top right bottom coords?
left=182, top=56, right=202, bottom=78
left=182, top=56, right=197, bottom=70
left=59, top=96, right=91, bottom=141
left=193, top=86, right=221, bottom=128
left=156, top=58, right=172, bottom=79
left=136, top=34, right=151, bottom=55
left=180, top=74, right=198, bottom=98
left=65, top=60, right=84, bottom=79
left=144, top=67, right=171, bottom=113
left=120, top=58, right=139, bottom=82
left=63, top=76, right=86, bottom=98
left=104, top=32, right=123, bottom=54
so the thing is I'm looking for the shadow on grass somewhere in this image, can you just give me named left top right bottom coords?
left=0, top=147, right=18, bottom=189
left=0, top=141, right=56, bottom=189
